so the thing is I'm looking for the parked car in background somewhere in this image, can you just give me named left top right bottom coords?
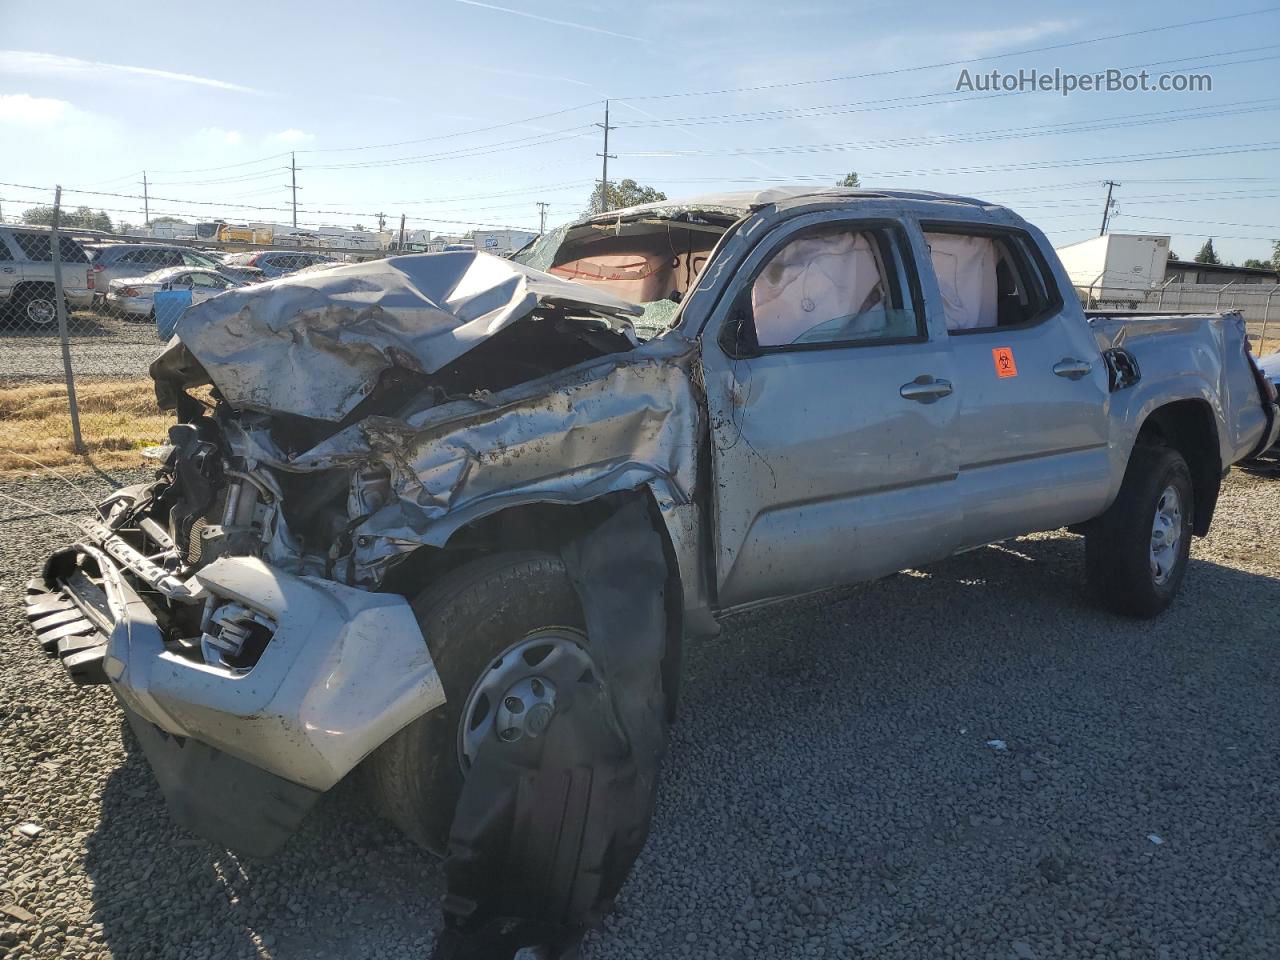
left=220, top=250, right=335, bottom=279
left=105, top=266, right=245, bottom=320
left=88, top=244, right=263, bottom=304
left=0, top=224, right=94, bottom=327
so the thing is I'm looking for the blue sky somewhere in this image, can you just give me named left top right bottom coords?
left=1, top=0, right=1277, bottom=262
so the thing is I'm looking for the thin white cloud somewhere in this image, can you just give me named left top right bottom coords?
left=0, top=50, right=263, bottom=94
left=197, top=127, right=244, bottom=145
left=949, top=20, right=1076, bottom=58
left=453, top=0, right=644, bottom=42
left=474, top=64, right=594, bottom=88
left=271, top=128, right=315, bottom=144
left=0, top=92, right=70, bottom=125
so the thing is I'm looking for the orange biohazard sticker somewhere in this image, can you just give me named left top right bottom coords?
left=992, top=346, right=1018, bottom=379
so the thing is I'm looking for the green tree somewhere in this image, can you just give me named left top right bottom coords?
left=1242, top=258, right=1269, bottom=269
left=151, top=216, right=188, bottom=225
left=1167, top=250, right=1180, bottom=262
left=21, top=205, right=113, bottom=232
left=587, top=178, right=667, bottom=215
left=837, top=172, right=861, bottom=187
left=1193, top=238, right=1221, bottom=265
left=1272, top=240, right=1280, bottom=271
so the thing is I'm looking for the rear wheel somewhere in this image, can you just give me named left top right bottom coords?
left=369, top=550, right=594, bottom=855
left=16, top=287, right=58, bottom=328
left=1086, top=444, right=1194, bottom=618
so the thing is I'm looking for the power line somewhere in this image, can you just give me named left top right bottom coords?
left=611, top=45, right=1280, bottom=128
left=611, top=6, right=1280, bottom=101
left=626, top=140, right=1280, bottom=184
left=305, top=125, right=596, bottom=171
left=297, top=100, right=601, bottom=154
left=617, top=100, right=1280, bottom=160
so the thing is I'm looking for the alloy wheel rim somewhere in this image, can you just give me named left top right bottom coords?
left=1150, top=484, right=1183, bottom=585
left=27, top=298, right=56, bottom=326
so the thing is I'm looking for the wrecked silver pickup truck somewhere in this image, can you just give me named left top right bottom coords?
left=26, top=188, right=1280, bottom=937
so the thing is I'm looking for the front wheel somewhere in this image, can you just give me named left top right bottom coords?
left=368, top=550, right=595, bottom=856
left=1086, top=444, right=1194, bottom=618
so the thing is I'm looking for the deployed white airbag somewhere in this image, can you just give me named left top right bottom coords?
left=751, top=232, right=885, bottom=345
left=924, top=232, right=997, bottom=330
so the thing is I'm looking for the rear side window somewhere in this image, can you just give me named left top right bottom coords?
left=10, top=232, right=89, bottom=263
left=746, top=223, right=922, bottom=348
left=922, top=227, right=1056, bottom=332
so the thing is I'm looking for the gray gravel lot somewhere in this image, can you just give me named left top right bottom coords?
left=0, top=321, right=161, bottom=384
left=2, top=467, right=1278, bottom=960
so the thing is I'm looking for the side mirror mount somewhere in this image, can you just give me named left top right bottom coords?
left=718, top=301, right=760, bottom=359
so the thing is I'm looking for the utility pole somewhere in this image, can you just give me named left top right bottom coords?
left=398, top=213, right=406, bottom=251
left=141, top=171, right=150, bottom=228
left=290, top=153, right=298, bottom=229
left=595, top=100, right=616, bottom=214
left=1099, top=180, right=1120, bottom=236
left=537, top=201, right=549, bottom=235
left=377, top=212, right=386, bottom=233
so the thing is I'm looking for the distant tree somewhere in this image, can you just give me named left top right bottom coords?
left=352, top=223, right=367, bottom=232
left=1272, top=240, right=1280, bottom=271
left=1167, top=250, right=1180, bottom=262
left=22, top=205, right=113, bottom=232
left=1242, top=258, right=1269, bottom=269
left=118, top=221, right=135, bottom=235
left=151, top=216, right=188, bottom=225
left=587, top=178, right=667, bottom=215
left=1193, top=238, right=1221, bottom=265
left=837, top=172, right=861, bottom=187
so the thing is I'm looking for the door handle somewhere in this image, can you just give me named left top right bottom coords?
left=1053, top=358, right=1092, bottom=380
left=900, top=375, right=953, bottom=403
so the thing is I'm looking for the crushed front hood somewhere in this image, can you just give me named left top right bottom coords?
left=162, top=252, right=642, bottom=422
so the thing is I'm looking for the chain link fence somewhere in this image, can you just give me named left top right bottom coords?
left=0, top=199, right=378, bottom=480
left=1078, top=280, right=1280, bottom=353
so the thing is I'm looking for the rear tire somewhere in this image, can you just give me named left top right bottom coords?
left=368, top=551, right=587, bottom=856
left=15, top=286, right=58, bottom=328
left=1086, top=444, right=1194, bottom=618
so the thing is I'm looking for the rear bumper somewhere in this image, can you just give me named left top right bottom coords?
left=104, top=294, right=152, bottom=316
left=27, top=535, right=445, bottom=854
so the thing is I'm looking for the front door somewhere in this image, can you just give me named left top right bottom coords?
left=702, top=212, right=962, bottom=609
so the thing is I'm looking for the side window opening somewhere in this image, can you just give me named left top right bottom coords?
left=924, top=229, right=1054, bottom=333
left=748, top=224, right=920, bottom=348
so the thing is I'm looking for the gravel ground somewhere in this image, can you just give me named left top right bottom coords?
left=0, top=322, right=161, bottom=384
left=2, top=467, right=1279, bottom=960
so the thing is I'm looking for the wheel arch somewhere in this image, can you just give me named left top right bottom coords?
left=1134, top=398, right=1221, bottom=536
left=380, top=487, right=688, bottom=720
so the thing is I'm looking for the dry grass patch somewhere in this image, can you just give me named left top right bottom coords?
left=0, top=378, right=172, bottom=473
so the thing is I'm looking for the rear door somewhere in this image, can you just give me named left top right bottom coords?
left=919, top=222, right=1112, bottom=546
left=702, top=210, right=961, bottom=609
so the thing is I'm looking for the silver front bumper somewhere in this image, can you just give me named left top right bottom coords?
left=31, top=530, right=445, bottom=793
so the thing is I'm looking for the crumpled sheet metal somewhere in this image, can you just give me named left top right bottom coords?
left=172, top=252, right=641, bottom=422
left=344, top=339, right=701, bottom=584
left=220, top=336, right=703, bottom=587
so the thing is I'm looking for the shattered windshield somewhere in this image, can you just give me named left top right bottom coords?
left=513, top=212, right=738, bottom=339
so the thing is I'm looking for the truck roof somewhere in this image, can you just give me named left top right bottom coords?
left=584, top=186, right=1006, bottom=224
